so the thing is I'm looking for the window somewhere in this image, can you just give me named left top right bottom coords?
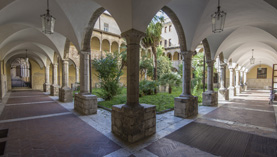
left=164, top=26, right=167, bottom=33
left=104, top=23, right=109, bottom=32
left=257, top=68, right=267, bottom=79
left=164, top=40, right=167, bottom=47
left=169, top=39, right=172, bottom=46
left=169, top=25, right=172, bottom=32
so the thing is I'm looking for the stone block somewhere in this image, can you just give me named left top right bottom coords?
left=111, top=104, right=156, bottom=143
left=50, top=84, right=60, bottom=96
left=218, top=88, right=229, bottom=101
left=236, top=86, right=241, bottom=94
left=174, top=96, right=198, bottom=118
left=202, top=91, right=218, bottom=106
left=59, top=87, right=73, bottom=102
left=43, top=83, right=50, bottom=92
left=228, top=87, right=236, bottom=98
left=74, top=93, right=97, bottom=115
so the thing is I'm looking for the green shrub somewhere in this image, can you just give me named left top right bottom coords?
left=139, top=80, right=159, bottom=97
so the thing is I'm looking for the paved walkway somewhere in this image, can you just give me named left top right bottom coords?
left=0, top=89, right=276, bottom=156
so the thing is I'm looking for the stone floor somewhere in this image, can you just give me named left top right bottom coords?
left=0, top=89, right=276, bottom=156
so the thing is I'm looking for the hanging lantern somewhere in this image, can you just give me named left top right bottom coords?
left=211, top=0, right=227, bottom=33
left=250, top=49, right=255, bottom=64
left=41, top=0, right=55, bottom=34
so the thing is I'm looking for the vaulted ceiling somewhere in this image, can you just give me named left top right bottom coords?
left=0, top=0, right=276, bottom=71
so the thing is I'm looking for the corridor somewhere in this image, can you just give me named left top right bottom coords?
left=0, top=90, right=276, bottom=156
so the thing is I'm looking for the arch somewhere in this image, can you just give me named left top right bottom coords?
left=111, top=41, right=119, bottom=53
left=64, top=38, right=71, bottom=59
left=102, top=39, right=110, bottom=53
left=173, top=52, right=179, bottom=61
left=202, top=38, right=212, bottom=61
left=91, top=37, right=101, bottom=51
left=167, top=53, right=172, bottom=60
left=162, top=6, right=187, bottom=52
left=81, top=7, right=106, bottom=52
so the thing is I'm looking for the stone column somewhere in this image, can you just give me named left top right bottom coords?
left=74, top=52, right=97, bottom=115
left=112, top=29, right=156, bottom=143
left=50, top=63, right=60, bottom=96
left=228, top=67, right=236, bottom=98
left=75, top=67, right=80, bottom=83
left=235, top=69, right=241, bottom=94
left=43, top=65, right=50, bottom=92
left=244, top=71, right=248, bottom=91
left=218, top=63, right=229, bottom=100
left=174, top=51, right=198, bottom=118
left=59, top=60, right=73, bottom=102
left=240, top=70, right=244, bottom=91
left=202, top=60, right=218, bottom=106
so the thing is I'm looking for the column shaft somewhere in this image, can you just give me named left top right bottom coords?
left=229, top=68, right=234, bottom=88
left=244, top=72, right=247, bottom=84
left=76, top=67, right=80, bottom=83
left=240, top=71, right=244, bottom=85
left=219, top=64, right=226, bottom=89
left=80, top=51, right=90, bottom=94
left=62, top=60, right=69, bottom=88
left=235, top=70, right=240, bottom=87
left=53, top=64, right=58, bottom=85
left=45, top=65, right=50, bottom=84
left=180, top=51, right=193, bottom=97
left=206, top=60, right=214, bottom=91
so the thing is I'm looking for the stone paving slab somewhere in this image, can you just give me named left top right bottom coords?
left=0, top=102, right=69, bottom=120
left=0, top=114, right=121, bottom=156
left=203, top=105, right=276, bottom=129
left=6, top=95, right=53, bottom=104
left=9, top=90, right=45, bottom=97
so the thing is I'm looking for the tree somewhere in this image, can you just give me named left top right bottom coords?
left=139, top=55, right=153, bottom=80
left=157, top=56, right=172, bottom=79
left=92, top=53, right=122, bottom=100
left=142, top=15, right=164, bottom=93
left=159, top=72, right=182, bottom=94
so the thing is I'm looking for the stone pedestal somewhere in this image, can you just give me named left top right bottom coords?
left=74, top=93, right=97, bottom=115
left=59, top=87, right=73, bottom=102
left=43, top=83, right=50, bottom=92
left=228, top=87, right=236, bottom=98
left=236, top=86, right=241, bottom=94
left=218, top=89, right=229, bottom=101
left=50, top=84, right=60, bottom=96
left=174, top=96, right=198, bottom=118
left=112, top=104, right=156, bottom=143
left=202, top=91, right=218, bottom=106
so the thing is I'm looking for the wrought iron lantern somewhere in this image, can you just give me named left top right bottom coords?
left=211, top=0, right=227, bottom=33
left=250, top=49, right=255, bottom=64
left=41, top=0, right=55, bottom=34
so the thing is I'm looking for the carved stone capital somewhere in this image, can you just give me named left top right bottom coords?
left=121, top=29, right=145, bottom=45
left=180, top=51, right=194, bottom=61
left=206, top=60, right=215, bottom=67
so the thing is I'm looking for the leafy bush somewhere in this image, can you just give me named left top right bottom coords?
left=159, top=72, right=182, bottom=94
left=139, top=80, right=159, bottom=97
left=92, top=53, right=122, bottom=100
left=157, top=56, right=172, bottom=79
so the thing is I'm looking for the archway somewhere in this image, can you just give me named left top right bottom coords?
left=11, top=58, right=31, bottom=88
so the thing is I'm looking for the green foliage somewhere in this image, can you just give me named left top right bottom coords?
left=92, top=53, right=122, bottom=100
left=159, top=72, right=182, bottom=93
left=156, top=45, right=164, bottom=58
left=139, top=55, right=154, bottom=79
left=157, top=56, right=172, bottom=79
left=139, top=80, right=159, bottom=97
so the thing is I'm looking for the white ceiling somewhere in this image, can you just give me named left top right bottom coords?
left=0, top=0, right=277, bottom=71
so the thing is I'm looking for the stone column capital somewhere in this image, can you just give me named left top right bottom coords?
left=220, top=63, right=227, bottom=67
left=121, top=29, right=145, bottom=45
left=180, top=51, right=194, bottom=61
left=206, top=60, right=215, bottom=67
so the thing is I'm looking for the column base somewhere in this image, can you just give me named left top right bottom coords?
left=174, top=96, right=198, bottom=118
left=244, top=85, right=247, bottom=91
left=228, top=87, right=236, bottom=98
left=218, top=88, right=229, bottom=101
left=59, top=87, right=73, bottom=102
left=236, top=86, right=241, bottom=94
left=43, top=83, right=50, bottom=92
left=50, top=84, right=60, bottom=96
left=74, top=93, right=97, bottom=115
left=202, top=91, right=218, bottom=106
left=112, top=104, right=156, bottom=143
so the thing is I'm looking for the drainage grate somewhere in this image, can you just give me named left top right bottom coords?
left=0, top=142, right=6, bottom=155
left=0, top=129, right=8, bottom=138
